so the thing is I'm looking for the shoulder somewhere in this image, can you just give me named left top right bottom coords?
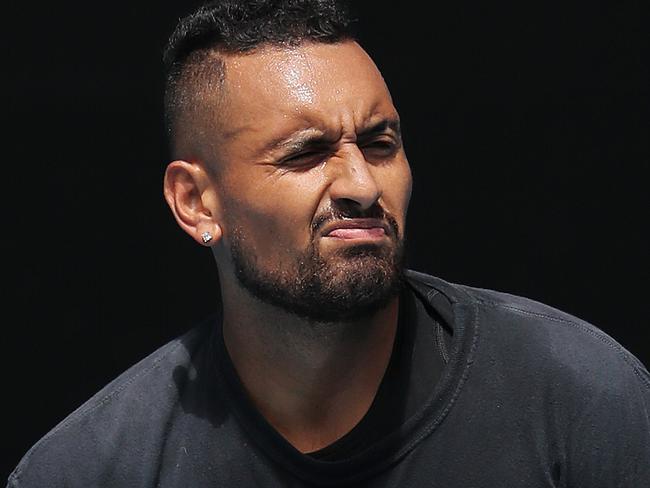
left=8, top=319, right=215, bottom=487
left=407, top=269, right=649, bottom=394
left=408, top=271, right=650, bottom=482
left=468, top=282, right=647, bottom=386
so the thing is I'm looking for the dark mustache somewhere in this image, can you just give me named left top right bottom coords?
left=311, top=203, right=399, bottom=237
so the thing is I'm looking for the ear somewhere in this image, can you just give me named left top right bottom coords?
left=163, top=160, right=223, bottom=246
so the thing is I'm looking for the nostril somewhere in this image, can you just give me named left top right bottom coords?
left=335, top=198, right=364, bottom=215
left=323, top=200, right=387, bottom=221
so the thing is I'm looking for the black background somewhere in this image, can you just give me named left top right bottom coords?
left=4, top=0, right=648, bottom=478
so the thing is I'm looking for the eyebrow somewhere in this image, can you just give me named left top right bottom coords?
left=267, top=117, right=402, bottom=155
left=357, top=118, right=401, bottom=140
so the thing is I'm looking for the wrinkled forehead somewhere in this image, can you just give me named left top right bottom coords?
left=218, top=41, right=397, bottom=136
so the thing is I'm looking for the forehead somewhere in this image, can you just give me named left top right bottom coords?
left=217, top=41, right=398, bottom=148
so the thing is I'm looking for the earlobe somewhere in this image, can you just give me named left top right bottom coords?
left=198, top=225, right=223, bottom=247
left=163, top=160, right=223, bottom=246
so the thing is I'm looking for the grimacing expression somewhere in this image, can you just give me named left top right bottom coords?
left=203, top=41, right=413, bottom=321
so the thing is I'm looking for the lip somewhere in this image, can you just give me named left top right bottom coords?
left=319, top=218, right=390, bottom=239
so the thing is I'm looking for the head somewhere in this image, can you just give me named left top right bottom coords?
left=163, top=0, right=413, bottom=322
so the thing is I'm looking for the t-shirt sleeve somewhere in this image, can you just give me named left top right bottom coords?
left=565, top=352, right=650, bottom=486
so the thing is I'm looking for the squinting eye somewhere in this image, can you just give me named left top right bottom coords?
left=281, top=151, right=327, bottom=168
left=362, top=140, right=397, bottom=156
left=368, top=141, right=393, bottom=149
left=286, top=151, right=316, bottom=161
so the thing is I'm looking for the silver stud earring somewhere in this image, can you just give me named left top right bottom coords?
left=201, top=232, right=213, bottom=244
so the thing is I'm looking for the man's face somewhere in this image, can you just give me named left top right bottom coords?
left=208, top=41, right=412, bottom=321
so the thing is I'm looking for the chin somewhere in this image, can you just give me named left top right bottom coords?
left=308, top=253, right=404, bottom=322
left=230, top=225, right=406, bottom=323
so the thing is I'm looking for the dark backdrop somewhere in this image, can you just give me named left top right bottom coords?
left=4, top=0, right=648, bottom=478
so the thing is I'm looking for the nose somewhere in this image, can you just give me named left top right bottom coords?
left=328, top=145, right=382, bottom=211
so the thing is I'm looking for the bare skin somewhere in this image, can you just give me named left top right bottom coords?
left=164, top=41, right=412, bottom=452
left=221, top=280, right=400, bottom=452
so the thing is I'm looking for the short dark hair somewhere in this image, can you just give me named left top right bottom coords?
left=163, top=0, right=355, bottom=152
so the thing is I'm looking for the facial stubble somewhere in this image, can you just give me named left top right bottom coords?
left=229, top=214, right=405, bottom=323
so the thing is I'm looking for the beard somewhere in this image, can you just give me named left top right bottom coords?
left=228, top=208, right=406, bottom=323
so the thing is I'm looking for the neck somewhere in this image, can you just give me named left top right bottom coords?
left=220, top=278, right=400, bottom=453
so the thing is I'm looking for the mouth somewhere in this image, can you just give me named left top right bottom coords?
left=320, top=218, right=390, bottom=241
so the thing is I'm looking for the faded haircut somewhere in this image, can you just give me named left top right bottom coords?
left=163, top=0, right=355, bottom=155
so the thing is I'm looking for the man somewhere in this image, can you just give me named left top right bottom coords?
left=8, top=1, right=649, bottom=486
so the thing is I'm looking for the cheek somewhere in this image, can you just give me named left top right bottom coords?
left=382, top=159, right=413, bottom=216
left=220, top=174, right=322, bottom=252
left=401, top=162, right=413, bottom=207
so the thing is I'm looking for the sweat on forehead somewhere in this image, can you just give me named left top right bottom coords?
left=182, top=41, right=398, bottom=172
left=163, top=0, right=356, bottom=157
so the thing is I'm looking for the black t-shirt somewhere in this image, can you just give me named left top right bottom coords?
left=8, top=272, right=650, bottom=487
left=230, top=283, right=452, bottom=462
left=208, top=278, right=454, bottom=479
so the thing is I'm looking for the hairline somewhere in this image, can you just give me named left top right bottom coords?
left=167, top=38, right=357, bottom=162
